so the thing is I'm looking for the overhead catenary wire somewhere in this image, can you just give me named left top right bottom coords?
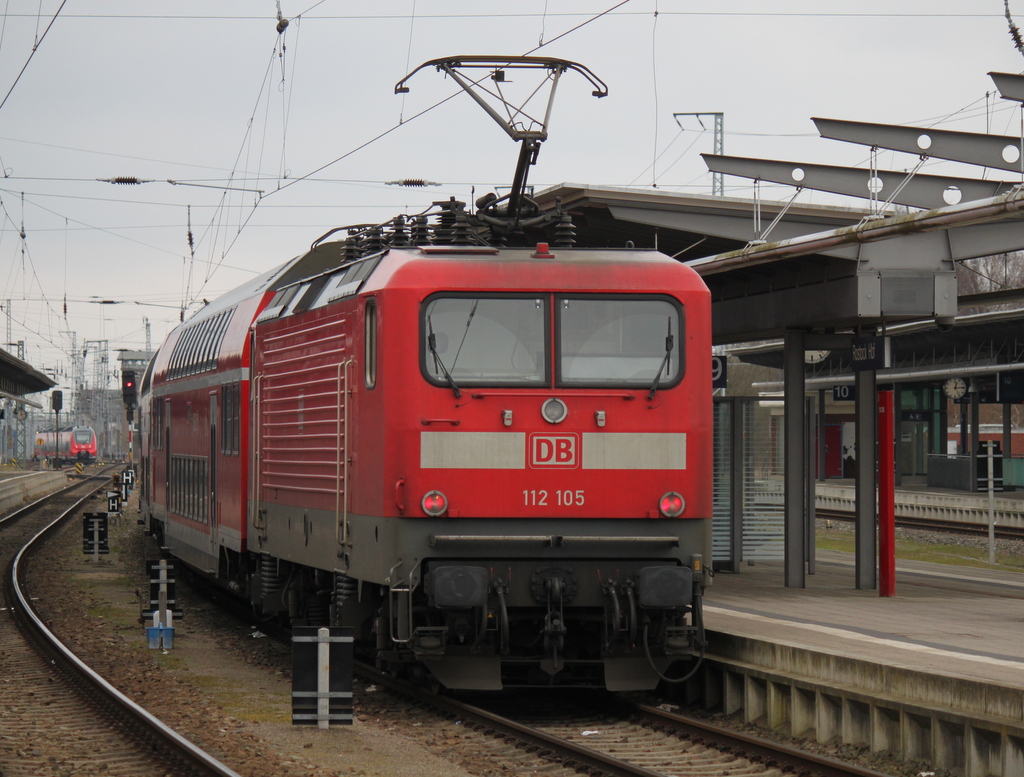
left=649, top=2, right=660, bottom=187
left=4, top=2, right=1016, bottom=378
left=180, top=0, right=639, bottom=311
left=0, top=0, right=67, bottom=114
left=274, top=0, right=636, bottom=197
left=277, top=14, right=301, bottom=181
left=0, top=10, right=1008, bottom=21
left=399, top=0, right=417, bottom=124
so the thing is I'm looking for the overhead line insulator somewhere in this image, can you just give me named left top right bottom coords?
left=98, top=177, right=152, bottom=185
left=385, top=179, right=440, bottom=187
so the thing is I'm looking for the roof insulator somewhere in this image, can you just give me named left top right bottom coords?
left=553, top=212, right=577, bottom=248
left=411, top=215, right=431, bottom=246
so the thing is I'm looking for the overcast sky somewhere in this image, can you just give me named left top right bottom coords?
left=2, top=1, right=1023, bottom=395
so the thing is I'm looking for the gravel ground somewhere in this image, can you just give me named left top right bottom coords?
left=25, top=491, right=995, bottom=777
left=29, top=492, right=480, bottom=777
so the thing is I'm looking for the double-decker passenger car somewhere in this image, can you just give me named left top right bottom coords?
left=140, top=229, right=712, bottom=691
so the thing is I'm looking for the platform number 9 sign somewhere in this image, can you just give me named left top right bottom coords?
left=711, top=355, right=727, bottom=389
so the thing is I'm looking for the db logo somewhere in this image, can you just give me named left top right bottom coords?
left=530, top=434, right=578, bottom=467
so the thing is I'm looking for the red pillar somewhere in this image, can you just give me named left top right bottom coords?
left=878, top=389, right=896, bottom=597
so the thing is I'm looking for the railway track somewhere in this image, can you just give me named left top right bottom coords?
left=186, top=552, right=900, bottom=776
left=356, top=661, right=894, bottom=777
left=816, top=506, right=1024, bottom=540
left=1, top=469, right=240, bottom=777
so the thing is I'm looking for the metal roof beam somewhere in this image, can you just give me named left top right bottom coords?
left=989, top=71, right=1024, bottom=103
left=690, top=187, right=1024, bottom=276
left=813, top=117, right=1024, bottom=175
left=702, top=153, right=1014, bottom=210
left=607, top=204, right=860, bottom=260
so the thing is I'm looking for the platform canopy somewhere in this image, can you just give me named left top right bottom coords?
left=535, top=71, right=1024, bottom=346
left=732, top=307, right=1024, bottom=385
left=0, top=347, right=55, bottom=408
left=537, top=69, right=1024, bottom=592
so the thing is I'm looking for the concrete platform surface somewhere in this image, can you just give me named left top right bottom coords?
left=704, top=551, right=1024, bottom=690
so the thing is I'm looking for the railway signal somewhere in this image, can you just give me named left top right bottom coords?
left=51, top=390, right=63, bottom=467
left=122, top=369, right=137, bottom=463
left=121, top=370, right=137, bottom=408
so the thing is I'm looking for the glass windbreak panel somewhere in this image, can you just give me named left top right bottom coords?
left=422, top=296, right=547, bottom=386
left=558, top=296, right=683, bottom=387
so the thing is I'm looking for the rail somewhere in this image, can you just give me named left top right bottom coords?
left=6, top=473, right=242, bottom=777
left=816, top=482, right=1024, bottom=530
left=356, top=659, right=891, bottom=777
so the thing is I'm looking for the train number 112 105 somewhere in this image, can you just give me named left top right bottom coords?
left=523, top=489, right=585, bottom=506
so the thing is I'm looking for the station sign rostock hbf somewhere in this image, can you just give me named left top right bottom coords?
left=850, top=336, right=892, bottom=372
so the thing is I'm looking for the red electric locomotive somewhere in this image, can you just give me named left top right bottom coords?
left=140, top=233, right=711, bottom=690
left=139, top=55, right=713, bottom=690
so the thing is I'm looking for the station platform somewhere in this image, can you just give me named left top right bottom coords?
left=699, top=553, right=1024, bottom=774
left=0, top=470, right=65, bottom=513
left=705, top=551, right=1024, bottom=689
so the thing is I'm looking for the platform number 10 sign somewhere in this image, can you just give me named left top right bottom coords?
left=832, top=385, right=856, bottom=402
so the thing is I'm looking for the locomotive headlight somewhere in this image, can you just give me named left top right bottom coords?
left=422, top=490, right=448, bottom=517
left=541, top=397, right=568, bottom=424
left=659, top=491, right=685, bottom=518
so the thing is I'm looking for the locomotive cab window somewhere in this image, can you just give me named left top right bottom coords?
left=557, top=296, right=684, bottom=388
left=421, top=295, right=547, bottom=387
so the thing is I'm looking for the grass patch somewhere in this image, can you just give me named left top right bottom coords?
left=152, top=652, right=188, bottom=670
left=190, top=674, right=228, bottom=691
left=211, top=690, right=291, bottom=723
left=817, top=530, right=1024, bottom=572
left=87, top=604, right=123, bottom=620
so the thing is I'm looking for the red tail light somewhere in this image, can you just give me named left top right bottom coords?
left=659, top=492, right=685, bottom=518
left=422, top=491, right=448, bottom=516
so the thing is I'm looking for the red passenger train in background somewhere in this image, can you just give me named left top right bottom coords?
left=34, top=426, right=98, bottom=464
left=138, top=55, right=714, bottom=691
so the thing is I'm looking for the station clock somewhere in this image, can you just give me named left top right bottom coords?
left=943, top=377, right=967, bottom=400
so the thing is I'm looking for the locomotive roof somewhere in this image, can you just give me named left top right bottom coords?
left=255, top=244, right=706, bottom=326
left=366, top=245, right=707, bottom=294
left=150, top=240, right=709, bottom=388
left=178, top=240, right=356, bottom=328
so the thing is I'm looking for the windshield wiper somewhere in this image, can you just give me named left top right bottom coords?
left=450, top=299, right=479, bottom=374
left=646, top=317, right=674, bottom=400
left=427, top=316, right=462, bottom=398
